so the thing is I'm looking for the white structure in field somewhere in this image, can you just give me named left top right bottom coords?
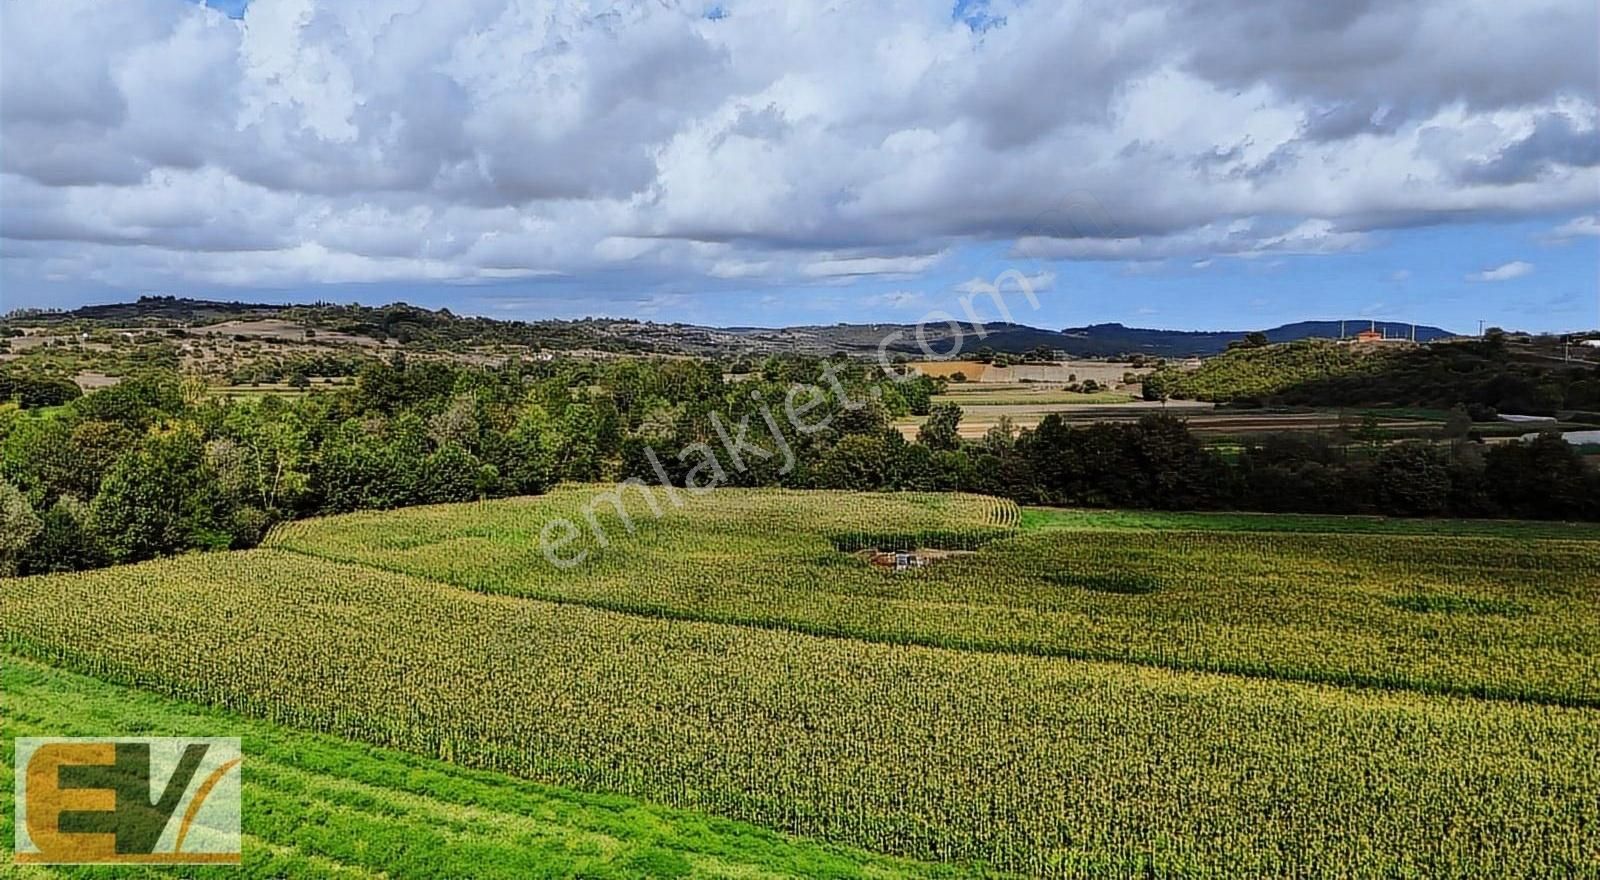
left=1517, top=430, right=1600, bottom=445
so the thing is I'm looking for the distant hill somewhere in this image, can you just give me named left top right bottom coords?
left=1142, top=336, right=1600, bottom=415
left=4, top=296, right=1455, bottom=359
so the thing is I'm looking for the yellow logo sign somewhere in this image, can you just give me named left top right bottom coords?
left=14, top=738, right=241, bottom=865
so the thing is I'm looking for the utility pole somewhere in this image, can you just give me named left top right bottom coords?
left=1478, top=319, right=1485, bottom=337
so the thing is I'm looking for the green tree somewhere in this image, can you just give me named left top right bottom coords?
left=817, top=435, right=895, bottom=490
left=70, top=372, right=185, bottom=429
left=0, top=477, right=42, bottom=576
left=421, top=443, right=483, bottom=504
left=1375, top=442, right=1452, bottom=516
left=980, top=415, right=1018, bottom=453
left=496, top=405, right=558, bottom=495
left=1, top=416, right=84, bottom=505
left=917, top=403, right=963, bottom=451
left=22, top=495, right=105, bottom=574
left=558, top=403, right=604, bottom=481
left=90, top=424, right=231, bottom=563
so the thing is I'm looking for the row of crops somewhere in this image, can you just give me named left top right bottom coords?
left=1, top=656, right=944, bottom=879
left=264, top=490, right=1600, bottom=707
left=2, top=547, right=1597, bottom=877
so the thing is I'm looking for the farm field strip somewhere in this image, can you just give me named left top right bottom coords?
left=263, top=492, right=1600, bottom=707
left=930, top=392, right=1137, bottom=406
left=3, top=549, right=1598, bottom=877
left=0, top=655, right=949, bottom=879
left=1020, top=506, right=1600, bottom=540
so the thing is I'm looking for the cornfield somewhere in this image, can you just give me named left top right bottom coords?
left=3, top=489, right=1598, bottom=876
left=266, top=488, right=1600, bottom=706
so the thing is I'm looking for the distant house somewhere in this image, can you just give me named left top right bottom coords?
left=1355, top=328, right=1384, bottom=343
left=1583, top=340, right=1600, bottom=349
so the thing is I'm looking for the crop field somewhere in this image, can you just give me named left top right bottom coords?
left=4, top=490, right=1599, bottom=876
left=931, top=390, right=1138, bottom=406
left=265, top=489, right=1600, bottom=706
left=1020, top=506, right=1600, bottom=539
left=0, top=656, right=944, bottom=880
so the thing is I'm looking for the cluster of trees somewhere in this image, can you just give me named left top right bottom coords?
left=1145, top=338, right=1600, bottom=415
left=0, top=369, right=82, bottom=408
left=4, top=352, right=1596, bottom=578
left=970, top=344, right=1061, bottom=366
left=225, top=351, right=371, bottom=387
left=1001, top=417, right=1597, bottom=519
left=776, top=406, right=1598, bottom=520
left=0, top=356, right=939, bottom=575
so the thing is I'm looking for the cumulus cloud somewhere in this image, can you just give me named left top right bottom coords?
left=1552, top=214, right=1600, bottom=239
left=1467, top=261, right=1534, bottom=282
left=1, top=0, right=1597, bottom=299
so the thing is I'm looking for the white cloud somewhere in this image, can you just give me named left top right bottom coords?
left=952, top=270, right=1055, bottom=295
left=0, top=0, right=1596, bottom=298
left=1467, top=260, right=1534, bottom=282
left=1552, top=214, right=1600, bottom=238
left=800, top=253, right=945, bottom=278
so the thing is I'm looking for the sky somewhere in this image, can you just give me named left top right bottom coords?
left=1, top=0, right=1597, bottom=334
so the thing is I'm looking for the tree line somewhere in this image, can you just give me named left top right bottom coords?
left=3, top=355, right=1596, bottom=577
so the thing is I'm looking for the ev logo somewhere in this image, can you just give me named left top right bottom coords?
left=14, top=738, right=241, bottom=865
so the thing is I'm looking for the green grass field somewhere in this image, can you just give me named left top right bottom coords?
left=0, top=656, right=948, bottom=879
left=3, top=490, right=1598, bottom=876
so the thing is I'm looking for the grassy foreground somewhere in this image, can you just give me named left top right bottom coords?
left=0, top=655, right=955, bottom=879
left=4, top=546, right=1599, bottom=876
left=265, top=490, right=1600, bottom=706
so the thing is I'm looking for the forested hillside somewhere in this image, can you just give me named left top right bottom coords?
left=1145, top=338, right=1600, bottom=416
